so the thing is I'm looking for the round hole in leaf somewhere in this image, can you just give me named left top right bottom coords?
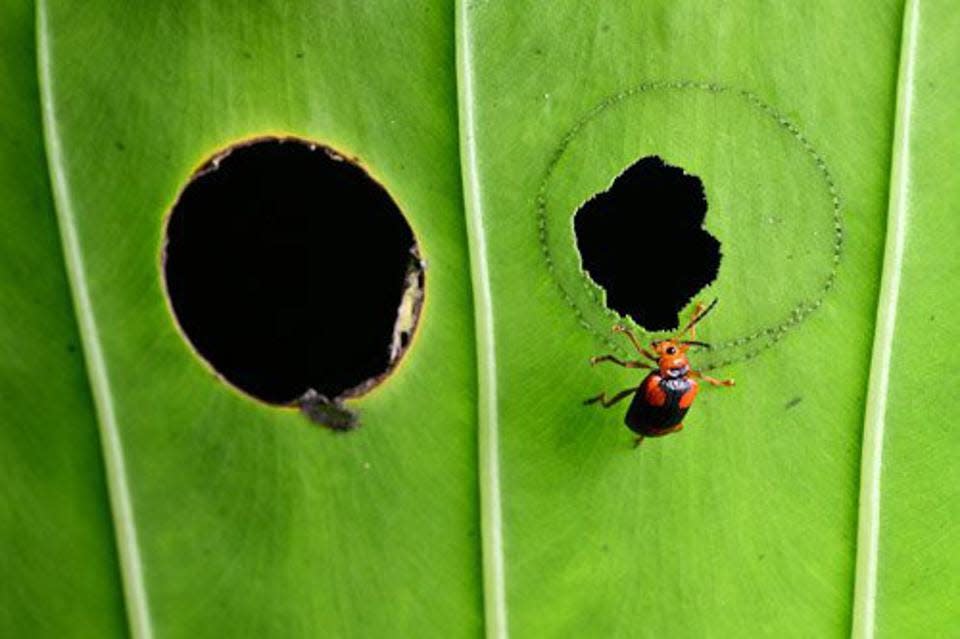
left=162, top=138, right=423, bottom=426
left=574, top=156, right=721, bottom=331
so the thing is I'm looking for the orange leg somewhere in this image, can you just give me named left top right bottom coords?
left=584, top=386, right=638, bottom=407
left=589, top=354, right=651, bottom=369
left=611, top=325, right=658, bottom=362
left=678, top=299, right=718, bottom=339
left=691, top=370, right=735, bottom=387
left=686, top=302, right=707, bottom=340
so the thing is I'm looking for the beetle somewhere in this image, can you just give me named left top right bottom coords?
left=584, top=300, right=734, bottom=447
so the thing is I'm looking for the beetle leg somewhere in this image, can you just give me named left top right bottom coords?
left=691, top=370, right=735, bottom=387
left=589, top=354, right=652, bottom=369
left=584, top=386, right=638, bottom=407
left=611, top=325, right=658, bottom=362
left=677, top=299, right=719, bottom=339
left=633, top=435, right=645, bottom=448
left=686, top=302, right=707, bottom=339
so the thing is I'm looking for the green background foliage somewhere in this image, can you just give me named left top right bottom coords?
left=0, top=0, right=955, bottom=637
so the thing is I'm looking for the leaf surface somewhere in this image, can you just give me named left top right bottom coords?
left=457, top=1, right=906, bottom=637
left=1, top=1, right=957, bottom=637
left=31, top=1, right=481, bottom=637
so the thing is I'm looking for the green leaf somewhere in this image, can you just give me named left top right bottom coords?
left=24, top=1, right=481, bottom=637
left=2, top=0, right=957, bottom=637
left=458, top=1, right=900, bottom=636
left=460, top=1, right=959, bottom=637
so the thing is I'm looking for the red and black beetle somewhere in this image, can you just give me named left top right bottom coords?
left=585, top=300, right=734, bottom=447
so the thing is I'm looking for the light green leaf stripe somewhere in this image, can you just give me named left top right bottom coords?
left=852, top=0, right=920, bottom=637
left=37, top=2, right=152, bottom=638
left=456, top=2, right=508, bottom=638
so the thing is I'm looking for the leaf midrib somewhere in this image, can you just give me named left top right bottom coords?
left=852, top=0, right=919, bottom=637
left=455, top=2, right=508, bottom=639
left=36, top=2, right=153, bottom=638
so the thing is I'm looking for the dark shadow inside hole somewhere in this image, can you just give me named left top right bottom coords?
left=574, top=156, right=721, bottom=331
left=163, top=138, right=422, bottom=415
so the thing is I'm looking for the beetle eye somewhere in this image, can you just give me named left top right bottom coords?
left=666, top=346, right=677, bottom=355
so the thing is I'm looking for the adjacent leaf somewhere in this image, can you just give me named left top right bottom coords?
left=33, top=1, right=480, bottom=636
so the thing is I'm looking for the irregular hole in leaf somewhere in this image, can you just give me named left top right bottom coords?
left=162, top=137, right=424, bottom=429
left=574, top=156, right=721, bottom=331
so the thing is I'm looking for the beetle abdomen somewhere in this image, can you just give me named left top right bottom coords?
left=625, top=373, right=694, bottom=436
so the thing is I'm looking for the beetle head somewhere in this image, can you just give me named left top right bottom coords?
left=651, top=339, right=691, bottom=377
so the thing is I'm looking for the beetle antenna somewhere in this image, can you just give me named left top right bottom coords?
left=681, top=340, right=711, bottom=349
left=678, top=298, right=719, bottom=337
